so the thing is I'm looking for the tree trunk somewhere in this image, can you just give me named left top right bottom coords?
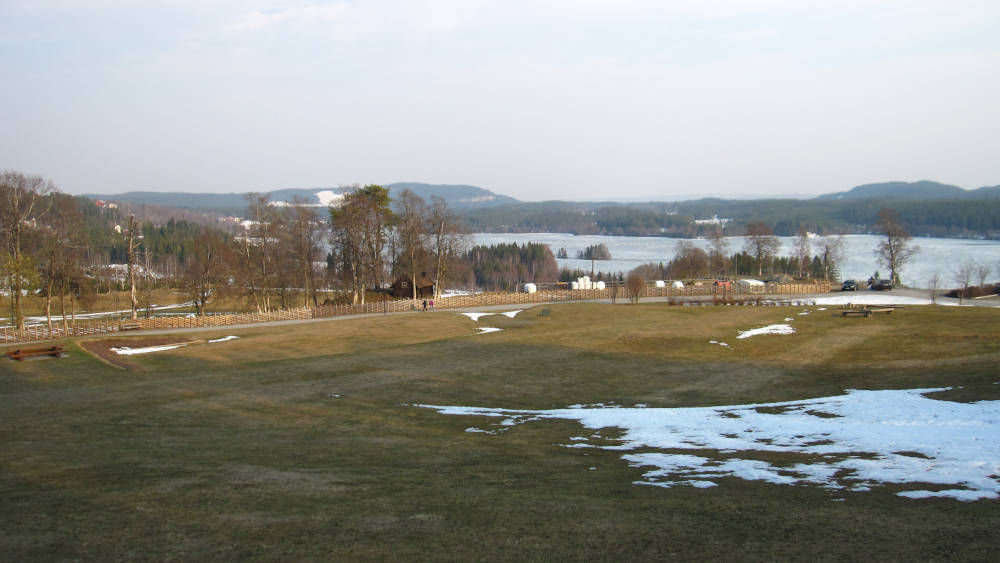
left=60, top=290, right=68, bottom=332
left=127, top=215, right=138, bottom=320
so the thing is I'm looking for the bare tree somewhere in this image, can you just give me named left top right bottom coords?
left=284, top=200, right=325, bottom=306
left=0, top=171, right=54, bottom=329
left=124, top=214, right=141, bottom=319
left=976, top=263, right=991, bottom=289
left=875, top=208, right=918, bottom=287
left=393, top=189, right=429, bottom=300
left=707, top=227, right=730, bottom=277
left=330, top=185, right=393, bottom=304
left=626, top=272, right=644, bottom=304
left=330, top=198, right=366, bottom=304
left=39, top=194, right=85, bottom=331
left=819, top=236, right=845, bottom=281
left=428, top=195, right=465, bottom=299
left=927, top=271, right=941, bottom=304
left=792, top=226, right=811, bottom=279
left=743, top=222, right=780, bottom=277
left=236, top=194, right=279, bottom=312
left=953, top=259, right=976, bottom=304
left=181, top=230, right=230, bottom=315
left=669, top=240, right=709, bottom=279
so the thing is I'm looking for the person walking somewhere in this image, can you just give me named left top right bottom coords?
left=429, top=299, right=434, bottom=311
left=422, top=299, right=427, bottom=312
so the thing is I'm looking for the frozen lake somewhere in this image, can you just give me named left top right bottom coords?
left=471, top=233, right=1000, bottom=288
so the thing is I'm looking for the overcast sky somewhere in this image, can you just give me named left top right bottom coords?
left=2, top=1, right=998, bottom=201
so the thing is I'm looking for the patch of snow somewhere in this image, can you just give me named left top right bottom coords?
left=23, top=301, right=195, bottom=324
left=500, top=310, right=523, bottom=318
left=439, top=290, right=476, bottom=298
left=817, top=307, right=827, bottom=311
left=784, top=318, right=794, bottom=322
left=315, top=190, right=345, bottom=206
left=813, top=295, right=932, bottom=306
left=476, top=327, right=503, bottom=334
left=111, top=343, right=187, bottom=355
left=465, top=427, right=502, bottom=434
left=737, top=324, right=795, bottom=339
left=797, top=311, right=809, bottom=316
left=415, top=388, right=1000, bottom=501
left=208, top=335, right=239, bottom=343
left=460, top=312, right=494, bottom=321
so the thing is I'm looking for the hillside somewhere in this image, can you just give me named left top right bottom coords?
left=82, top=179, right=1000, bottom=237
left=84, top=183, right=519, bottom=216
left=816, top=180, right=1000, bottom=200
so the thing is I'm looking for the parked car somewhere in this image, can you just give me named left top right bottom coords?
left=841, top=280, right=858, bottom=291
left=871, top=279, right=893, bottom=291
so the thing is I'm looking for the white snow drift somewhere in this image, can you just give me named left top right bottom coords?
left=111, top=343, right=187, bottom=355
left=208, top=335, right=239, bottom=343
left=459, top=310, right=522, bottom=321
left=737, top=324, right=795, bottom=339
left=416, top=388, right=1000, bottom=501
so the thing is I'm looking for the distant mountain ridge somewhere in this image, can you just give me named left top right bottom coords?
left=83, top=183, right=519, bottom=216
left=816, top=181, right=1000, bottom=200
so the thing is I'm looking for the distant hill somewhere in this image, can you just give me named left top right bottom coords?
left=384, top=183, right=519, bottom=208
left=816, top=181, right=1000, bottom=200
left=84, top=183, right=519, bottom=216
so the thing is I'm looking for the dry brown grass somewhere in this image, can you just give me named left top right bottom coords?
left=2, top=301, right=999, bottom=561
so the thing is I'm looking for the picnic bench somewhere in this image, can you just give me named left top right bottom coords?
left=6, top=345, right=64, bottom=361
left=840, top=305, right=903, bottom=318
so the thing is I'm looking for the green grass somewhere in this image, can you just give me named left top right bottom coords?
left=2, top=303, right=999, bottom=560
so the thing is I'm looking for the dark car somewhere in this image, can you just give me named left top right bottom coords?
left=841, top=280, right=858, bottom=291
left=871, top=279, right=893, bottom=291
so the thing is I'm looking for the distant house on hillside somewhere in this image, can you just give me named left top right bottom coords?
left=390, top=273, right=435, bottom=299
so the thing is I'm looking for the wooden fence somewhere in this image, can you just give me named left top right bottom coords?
left=0, top=282, right=831, bottom=345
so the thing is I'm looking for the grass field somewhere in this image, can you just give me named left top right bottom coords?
left=2, top=302, right=999, bottom=560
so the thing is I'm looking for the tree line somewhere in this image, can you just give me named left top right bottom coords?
left=627, top=211, right=922, bottom=285
left=1, top=172, right=469, bottom=329
left=459, top=197, right=1000, bottom=238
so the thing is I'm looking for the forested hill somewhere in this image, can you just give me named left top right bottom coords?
left=459, top=197, right=1000, bottom=238
left=83, top=183, right=518, bottom=216
left=82, top=179, right=1000, bottom=238
left=816, top=180, right=1000, bottom=200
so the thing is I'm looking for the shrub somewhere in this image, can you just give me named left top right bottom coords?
left=626, top=272, right=644, bottom=304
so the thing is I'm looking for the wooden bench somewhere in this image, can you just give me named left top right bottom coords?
left=841, top=305, right=902, bottom=318
left=842, top=309, right=872, bottom=317
left=6, top=346, right=64, bottom=361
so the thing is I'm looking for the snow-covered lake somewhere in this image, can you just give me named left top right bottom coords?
left=471, top=233, right=1000, bottom=288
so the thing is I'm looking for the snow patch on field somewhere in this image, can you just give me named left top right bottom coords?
left=461, top=310, right=522, bottom=321
left=416, top=388, right=1000, bottom=501
left=737, top=324, right=795, bottom=339
left=208, top=335, right=239, bottom=343
left=111, top=343, right=187, bottom=355
left=460, top=312, right=493, bottom=321
left=813, top=295, right=931, bottom=306
left=476, top=327, right=503, bottom=335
